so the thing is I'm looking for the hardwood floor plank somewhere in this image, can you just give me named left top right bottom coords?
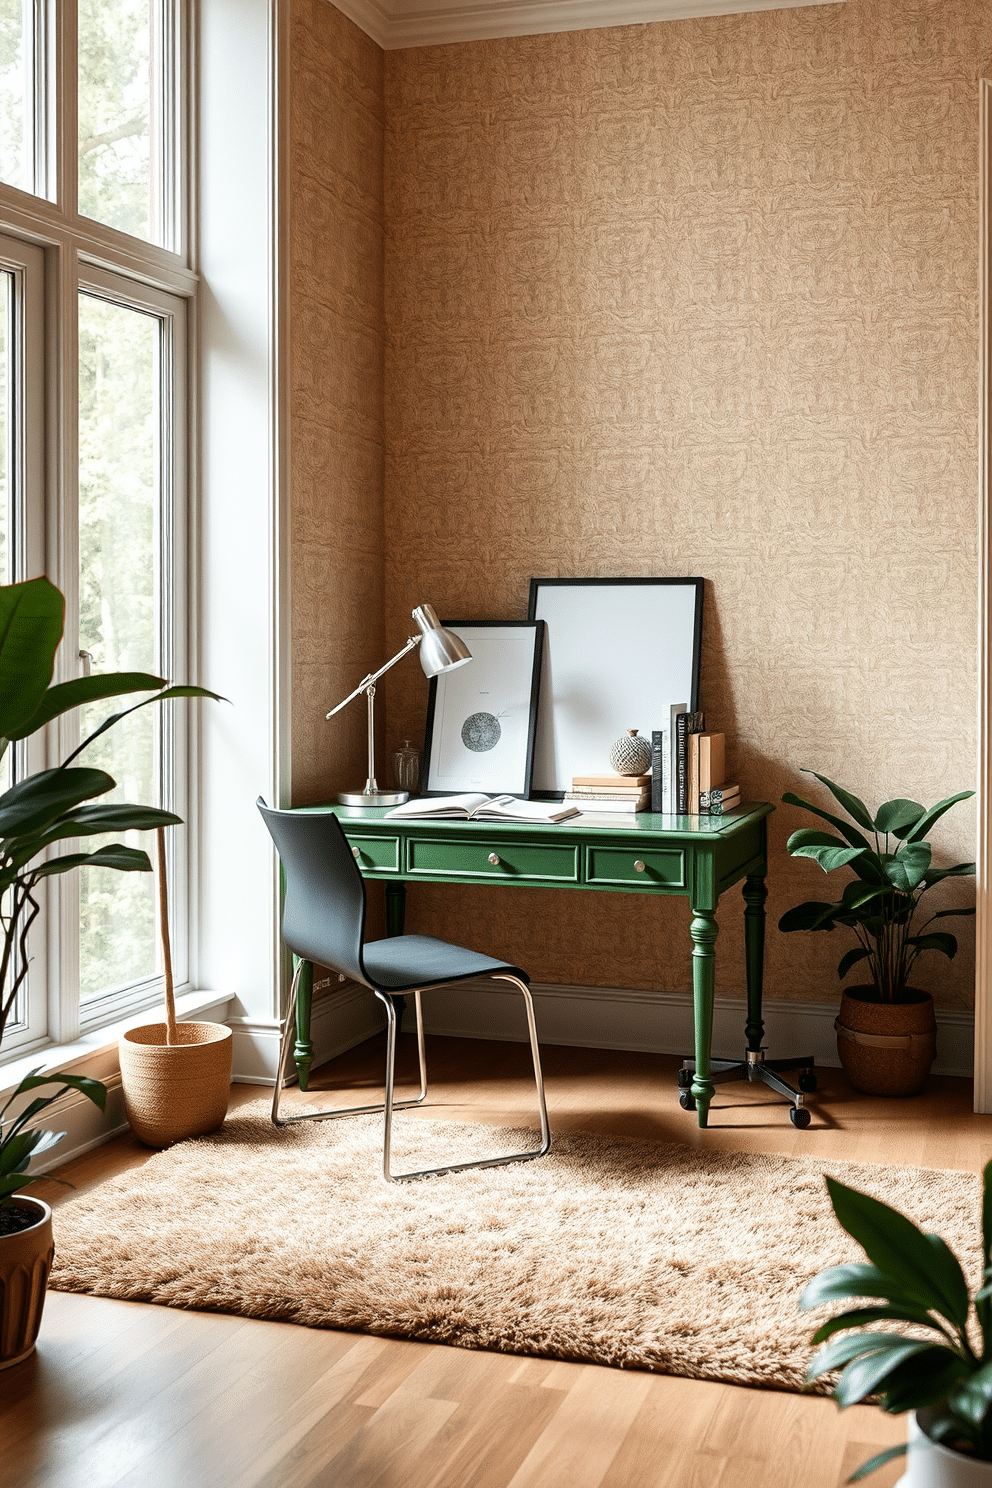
left=504, top=1366, right=654, bottom=1488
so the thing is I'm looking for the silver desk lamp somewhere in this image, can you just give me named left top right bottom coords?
left=326, top=604, right=472, bottom=807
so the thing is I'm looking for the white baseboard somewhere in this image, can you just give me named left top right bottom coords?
left=417, top=979, right=976, bottom=1080
left=230, top=984, right=386, bottom=1086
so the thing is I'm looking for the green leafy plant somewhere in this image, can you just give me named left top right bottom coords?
left=778, top=771, right=975, bottom=1004
left=801, top=1167, right=992, bottom=1481
left=0, top=575, right=222, bottom=1210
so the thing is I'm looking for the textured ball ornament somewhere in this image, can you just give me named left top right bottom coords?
left=609, top=729, right=652, bottom=775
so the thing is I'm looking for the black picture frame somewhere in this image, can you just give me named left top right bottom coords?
left=421, top=620, right=545, bottom=798
left=526, top=577, right=705, bottom=798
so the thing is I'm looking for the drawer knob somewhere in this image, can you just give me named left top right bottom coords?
left=352, top=846, right=361, bottom=860
left=488, top=853, right=500, bottom=866
left=634, top=859, right=646, bottom=873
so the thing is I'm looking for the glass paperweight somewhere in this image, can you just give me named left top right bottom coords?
left=391, top=740, right=421, bottom=793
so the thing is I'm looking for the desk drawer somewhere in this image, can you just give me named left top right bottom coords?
left=586, top=845, right=685, bottom=888
left=407, top=835, right=580, bottom=883
left=348, top=835, right=401, bottom=872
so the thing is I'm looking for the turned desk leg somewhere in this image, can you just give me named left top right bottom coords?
left=293, top=956, right=314, bottom=1093
left=743, top=874, right=767, bottom=1053
left=690, top=910, right=718, bottom=1127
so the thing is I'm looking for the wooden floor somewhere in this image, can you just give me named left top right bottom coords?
left=7, top=1033, right=992, bottom=1488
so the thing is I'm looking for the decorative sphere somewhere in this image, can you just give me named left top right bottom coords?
left=609, top=729, right=652, bottom=775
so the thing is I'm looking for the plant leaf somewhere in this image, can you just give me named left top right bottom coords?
left=950, top=1360, right=992, bottom=1426
left=799, top=1262, right=920, bottom=1311
left=812, top=1304, right=946, bottom=1344
left=807, top=1332, right=910, bottom=1382
left=778, top=901, right=840, bottom=933
left=833, top=1341, right=939, bottom=1408
left=928, top=907, right=976, bottom=920
left=7, top=671, right=167, bottom=741
left=63, top=685, right=227, bottom=767
left=0, top=767, right=114, bottom=839
left=902, top=791, right=975, bottom=844
left=922, top=862, right=976, bottom=887
left=906, top=933, right=958, bottom=960
left=26, top=804, right=183, bottom=853
left=803, top=772, right=877, bottom=832
left=782, top=792, right=874, bottom=853
left=31, top=845, right=152, bottom=880
left=791, top=843, right=868, bottom=875
left=874, top=799, right=925, bottom=835
left=8, top=1072, right=106, bottom=1111
left=0, top=576, right=64, bottom=739
left=846, top=1445, right=907, bottom=1484
left=837, top=947, right=873, bottom=980
left=878, top=1348, right=972, bottom=1414
left=883, top=844, right=932, bottom=893
left=825, top=1177, right=970, bottom=1328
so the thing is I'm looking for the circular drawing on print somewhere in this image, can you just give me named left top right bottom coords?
left=461, top=712, right=502, bottom=753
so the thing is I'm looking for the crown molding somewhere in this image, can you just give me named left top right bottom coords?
left=330, top=0, right=846, bottom=50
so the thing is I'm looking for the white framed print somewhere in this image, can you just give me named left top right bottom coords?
left=527, top=577, right=704, bottom=797
left=421, top=621, right=545, bottom=798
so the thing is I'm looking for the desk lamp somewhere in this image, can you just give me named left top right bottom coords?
left=326, top=604, right=472, bottom=807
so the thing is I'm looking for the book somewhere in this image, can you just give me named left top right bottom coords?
left=565, top=790, right=650, bottom=803
left=652, top=703, right=686, bottom=814
left=565, top=795, right=649, bottom=814
left=569, top=784, right=647, bottom=797
left=705, top=794, right=741, bottom=817
left=675, top=709, right=704, bottom=814
left=385, top=794, right=579, bottom=823
left=698, top=734, right=725, bottom=798
left=571, top=773, right=650, bottom=789
left=700, top=784, right=739, bottom=808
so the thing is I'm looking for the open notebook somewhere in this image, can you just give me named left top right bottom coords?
left=384, top=793, right=579, bottom=823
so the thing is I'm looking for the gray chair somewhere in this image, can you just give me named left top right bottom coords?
left=257, top=800, right=551, bottom=1182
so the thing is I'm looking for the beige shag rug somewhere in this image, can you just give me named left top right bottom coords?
left=49, top=1104, right=982, bottom=1392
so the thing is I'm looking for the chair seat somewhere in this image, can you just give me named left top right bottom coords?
left=361, top=934, right=528, bottom=992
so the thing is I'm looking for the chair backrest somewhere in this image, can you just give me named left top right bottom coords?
left=256, top=800, right=369, bottom=986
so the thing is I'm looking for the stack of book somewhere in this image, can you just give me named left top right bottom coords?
left=650, top=715, right=743, bottom=815
left=564, top=773, right=651, bottom=813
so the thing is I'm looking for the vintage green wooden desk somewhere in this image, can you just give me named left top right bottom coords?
left=288, top=801, right=776, bottom=1128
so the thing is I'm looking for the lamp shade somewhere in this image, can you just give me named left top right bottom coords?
left=412, top=604, right=472, bottom=678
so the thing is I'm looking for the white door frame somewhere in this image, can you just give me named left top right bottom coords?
left=976, top=77, right=991, bottom=1111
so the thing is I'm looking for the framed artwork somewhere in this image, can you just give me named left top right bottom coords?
left=422, top=620, right=545, bottom=798
left=527, top=577, right=704, bottom=797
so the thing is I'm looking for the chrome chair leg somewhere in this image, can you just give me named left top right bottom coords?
left=271, top=968, right=428, bottom=1129
left=376, top=975, right=552, bottom=1183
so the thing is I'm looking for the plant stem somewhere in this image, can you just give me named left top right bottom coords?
left=156, top=828, right=177, bottom=1046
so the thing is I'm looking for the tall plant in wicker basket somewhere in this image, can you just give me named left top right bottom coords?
left=119, top=829, right=232, bottom=1147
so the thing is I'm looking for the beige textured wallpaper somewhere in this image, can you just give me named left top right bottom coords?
left=377, top=0, right=991, bottom=1009
left=290, top=0, right=385, bottom=806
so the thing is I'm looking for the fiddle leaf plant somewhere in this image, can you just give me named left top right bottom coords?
left=778, top=771, right=975, bottom=1004
left=801, top=1165, right=992, bottom=1481
left=0, top=576, right=224, bottom=1209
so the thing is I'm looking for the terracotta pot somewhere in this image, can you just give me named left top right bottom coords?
left=0, top=1195, right=54, bottom=1369
left=897, top=1408, right=992, bottom=1485
left=119, top=1021, right=232, bottom=1148
left=835, top=986, right=936, bottom=1096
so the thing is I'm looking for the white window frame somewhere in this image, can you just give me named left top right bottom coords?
left=0, top=0, right=198, bottom=1062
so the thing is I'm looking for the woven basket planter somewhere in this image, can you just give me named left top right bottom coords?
left=0, top=1196, right=53, bottom=1370
left=835, top=986, right=937, bottom=1097
left=120, top=1022, right=232, bottom=1148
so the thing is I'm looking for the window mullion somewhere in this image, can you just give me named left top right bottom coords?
left=55, top=0, right=77, bottom=221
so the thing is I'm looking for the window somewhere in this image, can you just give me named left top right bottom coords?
left=0, top=1, right=193, bottom=1056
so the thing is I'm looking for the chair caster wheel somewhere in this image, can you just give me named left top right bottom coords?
left=679, top=1090, right=696, bottom=1111
left=790, top=1106, right=811, bottom=1129
left=677, top=1068, right=693, bottom=1089
left=798, top=1071, right=818, bottom=1093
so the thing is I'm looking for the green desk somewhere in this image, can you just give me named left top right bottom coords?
left=290, top=801, right=774, bottom=1128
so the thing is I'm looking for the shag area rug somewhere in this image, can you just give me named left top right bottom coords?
left=49, top=1104, right=982, bottom=1392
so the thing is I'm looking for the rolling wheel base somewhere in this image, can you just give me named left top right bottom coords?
left=677, top=1048, right=816, bottom=1127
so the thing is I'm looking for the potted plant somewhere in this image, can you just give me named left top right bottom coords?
left=0, top=574, right=219, bottom=1365
left=801, top=1166, right=992, bottom=1484
left=778, top=772, right=975, bottom=1095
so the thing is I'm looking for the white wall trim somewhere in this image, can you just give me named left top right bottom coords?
left=331, top=0, right=846, bottom=50
left=978, top=77, right=991, bottom=1112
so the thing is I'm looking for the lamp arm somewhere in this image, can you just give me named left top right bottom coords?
left=325, top=635, right=420, bottom=720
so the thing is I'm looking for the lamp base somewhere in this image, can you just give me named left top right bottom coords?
left=337, top=788, right=409, bottom=808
